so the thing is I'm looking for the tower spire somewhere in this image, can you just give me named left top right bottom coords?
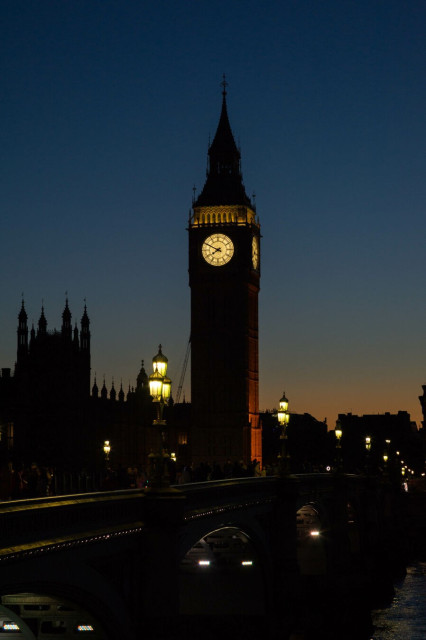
left=194, top=78, right=251, bottom=208
left=38, top=304, right=47, bottom=336
left=17, top=299, right=28, bottom=360
left=221, top=73, right=228, bottom=97
left=62, top=298, right=72, bottom=340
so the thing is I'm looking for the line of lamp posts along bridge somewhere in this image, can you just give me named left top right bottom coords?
left=98, top=345, right=421, bottom=493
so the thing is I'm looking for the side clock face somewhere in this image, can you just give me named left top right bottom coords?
left=252, top=236, right=259, bottom=270
left=202, top=233, right=234, bottom=266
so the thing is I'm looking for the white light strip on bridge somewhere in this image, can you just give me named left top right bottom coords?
left=310, top=530, right=320, bottom=537
left=198, top=560, right=210, bottom=566
left=242, top=560, right=253, bottom=566
left=77, top=624, right=94, bottom=631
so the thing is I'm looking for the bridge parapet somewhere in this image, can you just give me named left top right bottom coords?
left=0, top=490, right=146, bottom=562
left=0, top=474, right=409, bottom=640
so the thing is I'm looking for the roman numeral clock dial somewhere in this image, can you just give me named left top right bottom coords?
left=202, top=233, right=234, bottom=266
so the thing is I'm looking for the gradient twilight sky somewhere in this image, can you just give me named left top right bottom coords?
left=1, top=1, right=426, bottom=426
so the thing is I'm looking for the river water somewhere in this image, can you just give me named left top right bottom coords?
left=371, top=561, right=426, bottom=640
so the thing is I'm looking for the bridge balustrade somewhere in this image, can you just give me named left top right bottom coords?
left=0, top=473, right=407, bottom=640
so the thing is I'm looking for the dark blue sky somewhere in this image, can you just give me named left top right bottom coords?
left=2, top=0, right=426, bottom=425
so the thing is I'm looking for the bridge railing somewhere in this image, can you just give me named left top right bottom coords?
left=0, top=489, right=145, bottom=556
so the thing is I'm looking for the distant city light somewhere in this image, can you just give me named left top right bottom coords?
left=198, top=560, right=210, bottom=566
left=241, top=560, right=253, bottom=566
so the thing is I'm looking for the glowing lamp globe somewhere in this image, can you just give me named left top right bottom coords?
left=149, top=369, right=164, bottom=402
left=162, top=376, right=172, bottom=403
left=152, top=344, right=168, bottom=377
left=279, top=393, right=289, bottom=413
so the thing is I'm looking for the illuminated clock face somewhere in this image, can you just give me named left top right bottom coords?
left=252, top=236, right=259, bottom=270
left=202, top=233, right=234, bottom=266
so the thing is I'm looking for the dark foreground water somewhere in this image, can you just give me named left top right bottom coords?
left=371, top=562, right=426, bottom=640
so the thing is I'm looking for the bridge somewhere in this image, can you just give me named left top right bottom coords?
left=0, top=473, right=407, bottom=639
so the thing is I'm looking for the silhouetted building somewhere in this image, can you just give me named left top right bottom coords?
left=0, top=303, right=191, bottom=472
left=189, top=81, right=261, bottom=467
left=261, top=410, right=329, bottom=471
left=338, top=411, right=422, bottom=474
left=418, top=385, right=426, bottom=432
left=0, top=300, right=92, bottom=467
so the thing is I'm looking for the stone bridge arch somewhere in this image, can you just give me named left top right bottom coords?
left=178, top=523, right=269, bottom=618
left=0, top=553, right=134, bottom=639
left=296, top=502, right=327, bottom=575
left=178, top=506, right=271, bottom=561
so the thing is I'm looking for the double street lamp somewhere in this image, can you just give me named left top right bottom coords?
left=277, top=392, right=290, bottom=474
left=147, top=345, right=172, bottom=490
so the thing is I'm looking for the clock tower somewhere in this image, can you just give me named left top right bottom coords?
left=188, top=83, right=261, bottom=468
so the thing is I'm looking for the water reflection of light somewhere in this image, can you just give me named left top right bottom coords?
left=371, top=562, right=426, bottom=639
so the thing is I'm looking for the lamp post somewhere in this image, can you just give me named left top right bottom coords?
left=335, top=420, right=343, bottom=472
left=383, top=439, right=391, bottom=478
left=277, top=392, right=290, bottom=475
left=365, top=436, right=371, bottom=475
left=147, top=345, right=173, bottom=491
left=103, top=440, right=111, bottom=464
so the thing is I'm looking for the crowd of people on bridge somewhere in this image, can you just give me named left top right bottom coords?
left=0, top=458, right=275, bottom=500
left=100, top=458, right=269, bottom=491
left=0, top=461, right=54, bottom=500
left=0, top=457, right=349, bottom=500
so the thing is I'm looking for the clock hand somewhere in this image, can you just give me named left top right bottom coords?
left=205, top=243, right=222, bottom=253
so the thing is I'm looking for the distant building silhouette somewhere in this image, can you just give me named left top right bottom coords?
left=338, top=411, right=423, bottom=474
left=418, top=385, right=426, bottom=431
left=0, top=301, right=190, bottom=472
left=261, top=411, right=329, bottom=471
left=0, top=300, right=91, bottom=466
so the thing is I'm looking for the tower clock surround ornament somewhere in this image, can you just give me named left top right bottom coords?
left=252, top=235, right=259, bottom=270
left=202, top=233, right=234, bottom=266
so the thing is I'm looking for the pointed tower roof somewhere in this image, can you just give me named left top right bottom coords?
left=81, top=304, right=90, bottom=328
left=62, top=298, right=71, bottom=322
left=38, top=305, right=47, bottom=335
left=62, top=298, right=72, bottom=339
left=92, top=374, right=99, bottom=398
left=194, top=77, right=252, bottom=208
left=18, top=300, right=28, bottom=322
left=101, top=376, right=108, bottom=400
left=136, top=359, right=148, bottom=391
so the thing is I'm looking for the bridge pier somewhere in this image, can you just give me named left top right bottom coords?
left=140, top=490, right=186, bottom=639
left=268, top=477, right=301, bottom=640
